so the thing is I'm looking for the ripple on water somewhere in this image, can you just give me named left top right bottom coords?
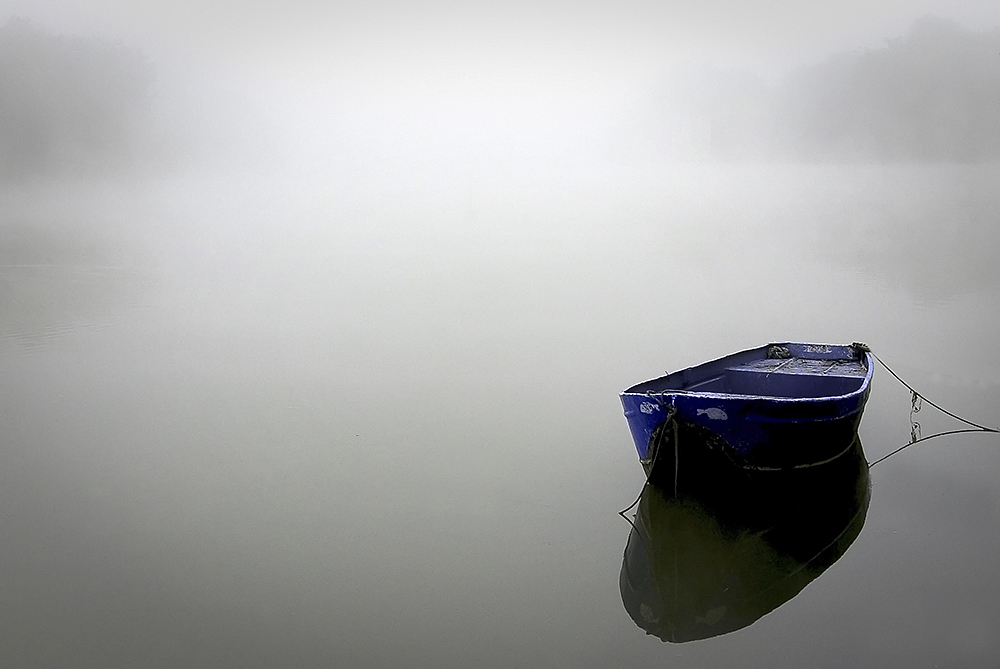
left=0, top=264, right=150, bottom=352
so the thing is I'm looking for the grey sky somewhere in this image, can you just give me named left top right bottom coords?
left=5, top=1, right=1000, bottom=171
left=11, top=1, right=1000, bottom=78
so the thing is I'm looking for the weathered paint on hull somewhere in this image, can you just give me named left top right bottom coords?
left=621, top=343, right=872, bottom=470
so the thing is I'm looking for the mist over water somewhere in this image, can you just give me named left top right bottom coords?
left=2, top=4, right=1000, bottom=666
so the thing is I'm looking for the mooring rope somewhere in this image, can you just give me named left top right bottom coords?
left=618, top=403, right=677, bottom=517
left=867, top=350, right=1000, bottom=467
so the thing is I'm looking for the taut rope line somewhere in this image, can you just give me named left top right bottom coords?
left=867, top=350, right=999, bottom=467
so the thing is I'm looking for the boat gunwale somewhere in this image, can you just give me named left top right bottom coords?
left=620, top=342, right=873, bottom=405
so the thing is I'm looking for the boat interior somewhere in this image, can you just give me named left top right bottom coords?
left=625, top=345, right=869, bottom=400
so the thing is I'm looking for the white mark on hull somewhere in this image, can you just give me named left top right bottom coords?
left=639, top=402, right=659, bottom=415
left=697, top=407, right=728, bottom=420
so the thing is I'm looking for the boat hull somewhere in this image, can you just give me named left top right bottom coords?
left=621, top=343, right=873, bottom=470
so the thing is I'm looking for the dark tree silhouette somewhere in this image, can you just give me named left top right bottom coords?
left=0, top=17, right=154, bottom=179
left=686, top=16, right=1000, bottom=162
left=775, top=16, right=1000, bottom=162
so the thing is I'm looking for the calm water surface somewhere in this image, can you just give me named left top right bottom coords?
left=2, top=163, right=998, bottom=667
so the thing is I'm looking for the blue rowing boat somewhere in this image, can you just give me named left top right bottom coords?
left=620, top=342, right=873, bottom=471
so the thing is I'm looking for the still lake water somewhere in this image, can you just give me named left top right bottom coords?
left=2, top=162, right=999, bottom=667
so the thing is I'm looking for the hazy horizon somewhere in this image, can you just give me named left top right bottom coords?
left=3, top=3, right=1000, bottom=183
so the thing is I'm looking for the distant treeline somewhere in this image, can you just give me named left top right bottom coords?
left=0, top=17, right=154, bottom=179
left=673, top=16, right=1000, bottom=162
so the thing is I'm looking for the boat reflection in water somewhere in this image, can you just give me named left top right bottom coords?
left=619, top=423, right=871, bottom=643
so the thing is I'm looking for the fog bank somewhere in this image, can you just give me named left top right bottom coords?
left=663, top=16, right=1000, bottom=162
